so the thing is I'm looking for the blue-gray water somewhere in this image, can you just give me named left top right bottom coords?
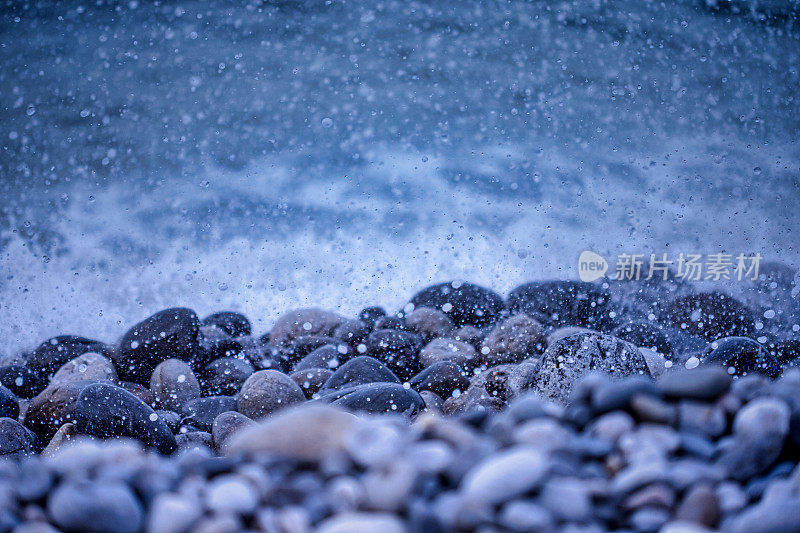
left=1, top=0, right=798, bottom=357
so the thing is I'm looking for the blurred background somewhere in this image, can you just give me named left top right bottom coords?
left=1, top=0, right=798, bottom=355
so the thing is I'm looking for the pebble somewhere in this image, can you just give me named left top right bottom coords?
left=658, top=366, right=731, bottom=400
left=507, top=280, right=611, bottom=329
left=180, top=396, right=238, bottom=432
left=47, top=480, right=143, bottom=533
left=703, top=336, right=781, bottom=378
left=289, top=367, right=333, bottom=398
left=293, top=344, right=349, bottom=372
left=407, top=360, right=469, bottom=399
left=316, top=512, right=405, bottom=533
left=0, top=365, right=47, bottom=398
left=460, top=446, right=548, bottom=504
left=0, top=385, right=19, bottom=419
left=199, top=357, right=254, bottom=396
left=27, top=336, right=108, bottom=378
left=419, top=337, right=479, bottom=369
left=205, top=474, right=258, bottom=515
left=499, top=500, right=555, bottom=532
left=73, top=383, right=176, bottom=454
left=534, top=332, right=649, bottom=403
left=675, top=484, right=720, bottom=527
left=364, top=329, right=423, bottom=380
left=147, top=493, right=202, bottom=533
left=25, top=380, right=96, bottom=443
left=0, top=417, right=38, bottom=456
left=51, top=352, right=117, bottom=384
left=200, top=311, right=251, bottom=338
left=237, top=370, right=306, bottom=420
left=112, top=308, right=201, bottom=385
left=150, top=359, right=201, bottom=411
left=480, top=314, right=547, bottom=365
left=226, top=404, right=358, bottom=461
left=320, top=356, right=399, bottom=391
left=613, top=320, right=673, bottom=355
left=662, top=292, right=754, bottom=340
left=211, top=411, right=254, bottom=454
left=404, top=306, right=455, bottom=341
left=409, top=281, right=505, bottom=328
left=267, top=308, right=344, bottom=348
left=328, top=382, right=424, bottom=416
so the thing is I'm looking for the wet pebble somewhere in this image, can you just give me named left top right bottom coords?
left=150, top=359, right=201, bottom=412
left=237, top=370, right=306, bottom=420
left=47, top=480, right=143, bottom=533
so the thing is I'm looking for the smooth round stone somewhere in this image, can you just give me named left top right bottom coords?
left=409, top=281, right=505, bottom=328
left=0, top=365, right=47, bottom=398
left=196, top=326, right=243, bottom=365
left=507, top=280, right=611, bottom=329
left=613, top=320, right=673, bottom=355
left=534, top=333, right=650, bottom=403
left=675, top=484, right=720, bottom=527
left=0, top=417, right=37, bottom=456
left=180, top=396, right=238, bottom=432
left=408, top=361, right=470, bottom=400
left=316, top=512, right=405, bottom=533
left=147, top=493, right=203, bottom=533
left=419, top=338, right=479, bottom=369
left=658, top=367, right=731, bottom=400
left=294, top=344, right=350, bottom=372
left=274, top=335, right=339, bottom=370
left=289, top=368, right=334, bottom=398
left=201, top=311, right=251, bottom=337
left=419, top=390, right=443, bottom=412
left=0, top=385, right=19, bottom=419
left=200, top=357, right=254, bottom=396
left=41, top=422, right=76, bottom=457
left=358, top=306, right=387, bottom=329
left=118, top=381, right=156, bottom=406
left=480, top=314, right=546, bottom=365
left=460, top=446, right=548, bottom=504
left=211, top=411, right=255, bottom=454
left=267, top=308, right=345, bottom=348
left=47, top=480, right=143, bottom=533
left=327, top=382, right=425, bottom=416
left=661, top=292, right=754, bottom=340
left=51, top=352, right=117, bottom=384
left=112, top=307, right=201, bottom=385
left=155, top=410, right=181, bottom=433
left=225, top=404, right=358, bottom=461
left=205, top=474, right=258, bottom=515
left=364, top=329, right=423, bottom=381
left=73, top=383, right=176, bottom=454
left=25, top=380, right=96, bottom=443
left=320, top=356, right=400, bottom=391
left=499, top=500, right=555, bottom=532
left=27, top=335, right=108, bottom=378
left=175, top=431, right=213, bottom=453
left=238, top=370, right=306, bottom=420
left=150, top=359, right=201, bottom=411
left=404, top=307, right=455, bottom=341
left=702, top=337, right=781, bottom=378
left=332, top=319, right=370, bottom=345
left=373, top=316, right=408, bottom=331
left=541, top=476, right=591, bottom=522
left=734, top=397, right=790, bottom=440
left=591, top=377, right=659, bottom=414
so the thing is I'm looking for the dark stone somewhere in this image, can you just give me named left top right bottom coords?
left=772, top=339, right=800, bottom=365
left=237, top=370, right=306, bottom=420
left=26, top=335, right=108, bottom=378
left=612, top=321, right=673, bottom=356
left=591, top=376, right=659, bottom=414
left=201, top=311, right=251, bottom=337
left=150, top=358, right=201, bottom=411
left=118, top=381, right=156, bottom=406
left=0, top=418, right=37, bottom=456
left=658, top=367, right=732, bottom=400
left=408, top=361, right=470, bottom=400
left=180, top=396, right=238, bottom=432
left=47, top=480, right=143, bottom=533
left=0, top=384, right=19, bottom=419
left=200, top=357, right=254, bottom=396
left=289, top=368, right=334, bottom=398
left=359, top=306, right=387, bottom=329
left=410, top=281, right=505, bottom=328
left=211, top=411, right=255, bottom=453
left=661, top=292, right=754, bottom=341
left=112, top=307, right=201, bottom=385
left=176, top=431, right=214, bottom=452
left=73, top=383, right=176, bottom=454
left=507, top=281, right=611, bottom=329
left=703, top=337, right=781, bottom=378
left=155, top=410, right=181, bottom=433
left=0, top=365, right=47, bottom=398
left=365, top=329, right=423, bottom=380
left=25, top=380, right=97, bottom=443
left=195, top=325, right=244, bottom=367
left=327, top=382, right=424, bottom=416
left=332, top=319, right=370, bottom=345
left=275, top=335, right=339, bottom=370
left=320, top=356, right=400, bottom=391
left=373, top=316, right=408, bottom=331
left=534, top=332, right=650, bottom=403
left=294, top=344, right=351, bottom=372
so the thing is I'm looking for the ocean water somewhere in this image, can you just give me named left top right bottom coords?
left=1, top=0, right=798, bottom=357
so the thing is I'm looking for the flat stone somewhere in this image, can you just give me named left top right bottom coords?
left=460, top=446, right=548, bottom=504
left=658, top=367, right=731, bottom=400
left=316, top=512, right=405, bottom=533
left=47, top=480, right=143, bottom=533
left=320, top=356, right=400, bottom=391
left=51, top=352, right=117, bottom=385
